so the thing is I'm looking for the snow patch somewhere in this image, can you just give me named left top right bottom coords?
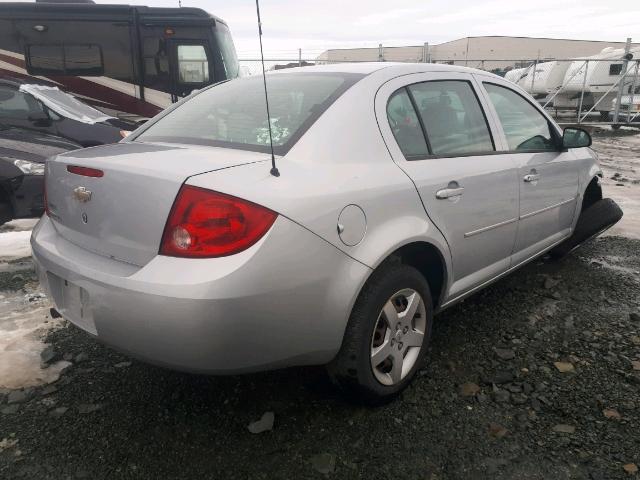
left=1, top=218, right=39, bottom=233
left=0, top=230, right=32, bottom=261
left=0, top=293, right=69, bottom=390
left=593, top=132, right=640, bottom=240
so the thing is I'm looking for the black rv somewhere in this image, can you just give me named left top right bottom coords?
left=0, top=1, right=240, bottom=120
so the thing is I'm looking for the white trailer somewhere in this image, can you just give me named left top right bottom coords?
left=553, top=46, right=640, bottom=116
left=517, top=61, right=571, bottom=95
left=504, top=62, right=573, bottom=108
left=504, top=67, right=528, bottom=85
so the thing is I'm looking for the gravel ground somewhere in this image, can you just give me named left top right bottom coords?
left=1, top=132, right=639, bottom=480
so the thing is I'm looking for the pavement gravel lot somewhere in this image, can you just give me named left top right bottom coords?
left=1, top=130, right=640, bottom=480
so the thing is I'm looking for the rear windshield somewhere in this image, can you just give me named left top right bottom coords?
left=134, top=72, right=363, bottom=155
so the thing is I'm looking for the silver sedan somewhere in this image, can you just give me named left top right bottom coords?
left=32, top=63, right=621, bottom=403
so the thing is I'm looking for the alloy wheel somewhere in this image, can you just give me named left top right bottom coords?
left=370, top=288, right=427, bottom=386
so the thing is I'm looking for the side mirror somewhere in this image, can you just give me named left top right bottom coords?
left=28, top=112, right=51, bottom=127
left=562, top=127, right=592, bottom=149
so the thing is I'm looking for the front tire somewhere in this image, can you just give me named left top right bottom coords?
left=328, top=263, right=433, bottom=404
left=550, top=198, right=623, bottom=259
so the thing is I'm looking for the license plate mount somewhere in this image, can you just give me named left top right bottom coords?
left=47, top=273, right=96, bottom=335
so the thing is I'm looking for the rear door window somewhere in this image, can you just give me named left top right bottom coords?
left=484, top=82, right=557, bottom=152
left=408, top=81, right=494, bottom=156
left=386, top=88, right=429, bottom=159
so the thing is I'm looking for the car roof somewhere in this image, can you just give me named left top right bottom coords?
left=268, top=62, right=503, bottom=80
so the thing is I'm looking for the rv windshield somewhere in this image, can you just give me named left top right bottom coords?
left=214, top=23, right=240, bottom=79
left=134, top=73, right=363, bottom=155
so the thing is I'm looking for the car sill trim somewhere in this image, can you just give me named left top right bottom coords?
left=519, top=197, right=576, bottom=220
left=438, top=231, right=572, bottom=311
left=464, top=217, right=518, bottom=238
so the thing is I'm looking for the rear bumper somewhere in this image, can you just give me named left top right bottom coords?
left=31, top=215, right=370, bottom=373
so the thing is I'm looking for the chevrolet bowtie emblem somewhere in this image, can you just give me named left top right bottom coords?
left=73, top=186, right=92, bottom=203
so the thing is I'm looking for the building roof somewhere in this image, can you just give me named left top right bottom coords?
left=319, top=36, right=640, bottom=59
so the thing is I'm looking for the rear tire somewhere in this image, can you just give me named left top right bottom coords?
left=0, top=200, right=12, bottom=227
left=550, top=198, right=623, bottom=259
left=327, top=263, right=433, bottom=404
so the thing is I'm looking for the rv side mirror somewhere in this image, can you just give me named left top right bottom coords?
left=28, top=111, right=51, bottom=127
left=562, top=127, right=592, bottom=149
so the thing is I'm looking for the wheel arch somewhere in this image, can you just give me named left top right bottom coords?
left=581, top=175, right=603, bottom=212
left=370, top=241, right=448, bottom=310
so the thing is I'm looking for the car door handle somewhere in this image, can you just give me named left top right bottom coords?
left=523, top=174, right=540, bottom=183
left=436, top=187, right=465, bottom=199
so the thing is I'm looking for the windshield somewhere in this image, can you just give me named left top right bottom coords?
left=134, top=73, right=363, bottom=155
left=214, top=23, right=240, bottom=79
left=19, top=85, right=113, bottom=124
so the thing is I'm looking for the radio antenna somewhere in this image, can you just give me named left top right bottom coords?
left=255, top=0, right=279, bottom=177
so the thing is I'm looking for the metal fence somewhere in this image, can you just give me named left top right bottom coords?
left=239, top=44, right=640, bottom=127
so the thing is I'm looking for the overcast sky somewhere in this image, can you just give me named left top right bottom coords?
left=7, top=0, right=640, bottom=58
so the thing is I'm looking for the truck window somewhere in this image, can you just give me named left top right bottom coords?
left=143, top=37, right=170, bottom=91
left=27, top=44, right=103, bottom=76
left=213, top=24, right=239, bottom=79
left=177, top=45, right=209, bottom=84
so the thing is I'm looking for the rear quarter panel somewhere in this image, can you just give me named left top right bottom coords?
left=186, top=72, right=453, bottom=292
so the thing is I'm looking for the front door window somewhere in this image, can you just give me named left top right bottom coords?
left=484, top=83, right=557, bottom=152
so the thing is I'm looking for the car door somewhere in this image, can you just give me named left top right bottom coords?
left=376, top=72, right=520, bottom=301
left=478, top=79, right=579, bottom=265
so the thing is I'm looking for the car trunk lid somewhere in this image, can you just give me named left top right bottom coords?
left=46, top=142, right=267, bottom=266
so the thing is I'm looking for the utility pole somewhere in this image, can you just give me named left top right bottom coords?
left=464, top=37, right=469, bottom=67
left=378, top=43, right=384, bottom=62
left=422, top=42, right=430, bottom=63
left=628, top=60, right=639, bottom=123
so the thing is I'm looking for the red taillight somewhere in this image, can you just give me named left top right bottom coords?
left=67, top=165, right=104, bottom=178
left=159, top=185, right=278, bottom=258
